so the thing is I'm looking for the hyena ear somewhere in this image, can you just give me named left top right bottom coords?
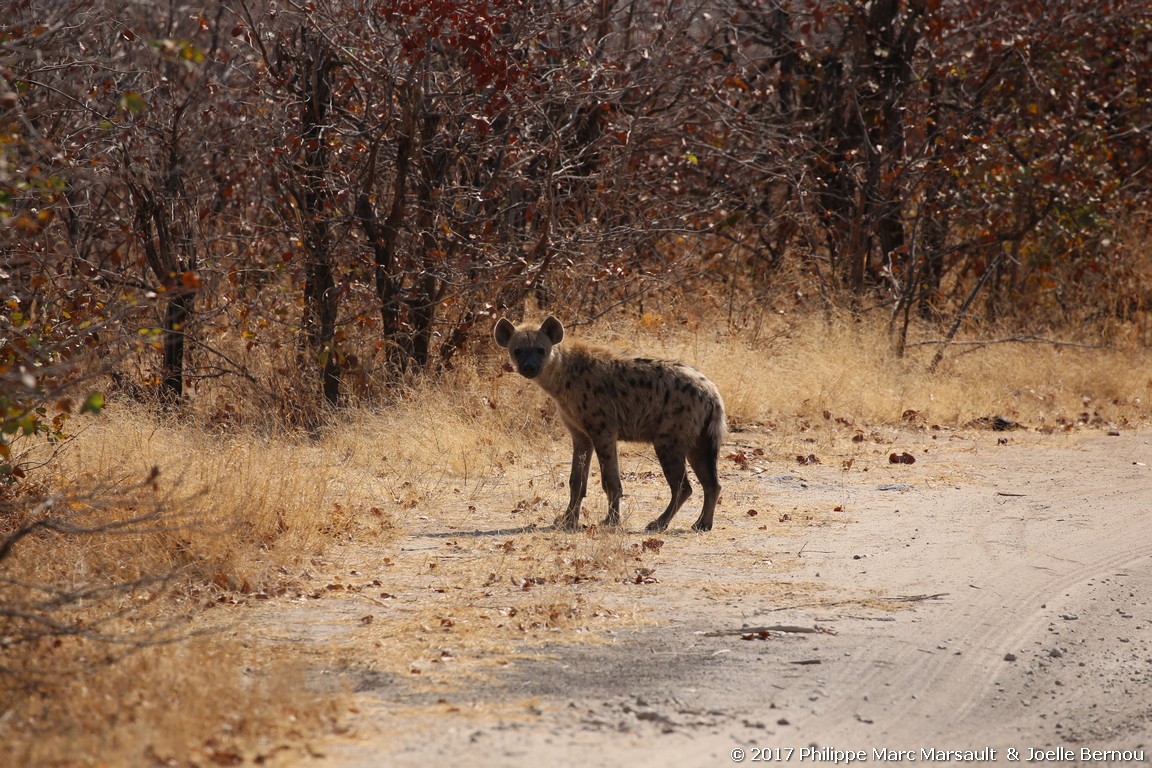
left=540, top=315, right=564, bottom=345
left=493, top=318, right=517, bottom=348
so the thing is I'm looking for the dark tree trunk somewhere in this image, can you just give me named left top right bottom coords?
left=161, top=290, right=194, bottom=401
left=131, top=183, right=196, bottom=405
left=296, top=28, right=341, bottom=405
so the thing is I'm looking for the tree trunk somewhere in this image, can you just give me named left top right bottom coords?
left=296, top=29, right=341, bottom=405
left=160, top=290, right=193, bottom=401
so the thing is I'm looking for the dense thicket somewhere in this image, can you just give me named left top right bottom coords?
left=2, top=0, right=1150, bottom=451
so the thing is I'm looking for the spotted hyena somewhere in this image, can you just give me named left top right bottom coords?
left=494, top=315, right=727, bottom=533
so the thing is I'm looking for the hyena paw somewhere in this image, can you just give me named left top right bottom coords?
left=600, top=515, right=621, bottom=527
left=690, top=519, right=713, bottom=532
left=553, top=513, right=581, bottom=532
left=645, top=518, right=669, bottom=533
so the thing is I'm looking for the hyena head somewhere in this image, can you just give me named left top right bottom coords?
left=493, top=315, right=564, bottom=380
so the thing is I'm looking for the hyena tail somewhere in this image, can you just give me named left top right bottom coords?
left=705, top=398, right=728, bottom=454
left=688, top=395, right=727, bottom=533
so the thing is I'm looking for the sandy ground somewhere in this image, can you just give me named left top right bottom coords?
left=261, top=427, right=1152, bottom=767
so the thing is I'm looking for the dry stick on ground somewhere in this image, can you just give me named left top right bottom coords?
left=879, top=593, right=950, bottom=602
left=703, top=624, right=836, bottom=637
left=765, top=593, right=950, bottom=612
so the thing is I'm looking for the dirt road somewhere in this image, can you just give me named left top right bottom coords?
left=275, top=429, right=1152, bottom=767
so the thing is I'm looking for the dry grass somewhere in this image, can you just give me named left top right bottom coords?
left=7, top=636, right=344, bottom=768
left=593, top=310, right=1152, bottom=430
left=0, top=411, right=395, bottom=766
left=2, top=310, right=1149, bottom=765
left=57, top=411, right=390, bottom=589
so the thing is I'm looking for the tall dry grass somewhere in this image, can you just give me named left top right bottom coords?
left=2, top=310, right=1149, bottom=765
left=592, top=310, right=1151, bottom=430
left=0, top=409, right=393, bottom=766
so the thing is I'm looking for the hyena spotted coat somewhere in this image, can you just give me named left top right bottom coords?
left=494, top=316, right=727, bottom=532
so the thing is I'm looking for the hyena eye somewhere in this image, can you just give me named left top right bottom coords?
left=534, top=347, right=545, bottom=355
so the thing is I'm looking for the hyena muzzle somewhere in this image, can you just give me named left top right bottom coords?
left=494, top=315, right=727, bottom=532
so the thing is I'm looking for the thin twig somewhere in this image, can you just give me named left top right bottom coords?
left=911, top=335, right=1109, bottom=351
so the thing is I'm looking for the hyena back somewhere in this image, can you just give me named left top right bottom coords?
left=494, top=315, right=727, bottom=532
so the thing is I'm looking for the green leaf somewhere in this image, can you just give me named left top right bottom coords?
left=152, top=38, right=205, bottom=64
left=180, top=42, right=206, bottom=63
left=80, top=391, right=105, bottom=416
left=20, top=413, right=39, bottom=435
left=118, top=91, right=147, bottom=113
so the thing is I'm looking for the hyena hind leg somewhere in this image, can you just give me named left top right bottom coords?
left=685, top=437, right=721, bottom=532
left=645, top=443, right=693, bottom=533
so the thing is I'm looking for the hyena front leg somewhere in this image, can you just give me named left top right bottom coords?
left=593, top=435, right=624, bottom=526
left=556, top=429, right=593, bottom=531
